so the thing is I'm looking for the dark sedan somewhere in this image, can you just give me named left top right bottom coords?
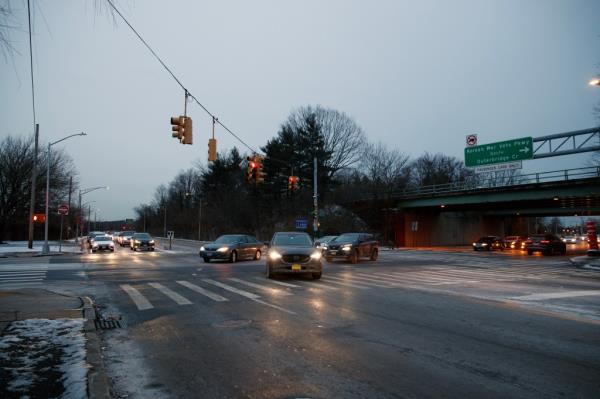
left=266, top=232, right=323, bottom=279
left=199, top=234, right=263, bottom=263
left=472, top=236, right=504, bottom=251
left=130, top=232, right=155, bottom=251
left=325, top=233, right=378, bottom=263
left=526, top=234, right=566, bottom=255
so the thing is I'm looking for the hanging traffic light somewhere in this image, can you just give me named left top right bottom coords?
left=208, top=138, right=217, bottom=161
left=171, top=116, right=184, bottom=141
left=288, top=176, right=299, bottom=190
left=171, top=116, right=192, bottom=144
left=246, top=156, right=257, bottom=182
left=255, top=155, right=265, bottom=184
left=181, top=117, right=193, bottom=145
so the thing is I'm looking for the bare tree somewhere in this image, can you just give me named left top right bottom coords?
left=409, top=152, right=473, bottom=188
left=361, top=142, right=410, bottom=194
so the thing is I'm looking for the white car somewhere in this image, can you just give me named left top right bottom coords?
left=561, top=236, right=578, bottom=244
left=91, top=235, right=115, bottom=253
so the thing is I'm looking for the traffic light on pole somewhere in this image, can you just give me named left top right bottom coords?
left=32, top=213, right=46, bottom=223
left=288, top=176, right=298, bottom=191
left=255, top=155, right=265, bottom=184
left=181, top=117, right=193, bottom=144
left=246, top=156, right=258, bottom=183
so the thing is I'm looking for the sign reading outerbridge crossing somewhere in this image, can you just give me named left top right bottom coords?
left=465, top=137, right=533, bottom=167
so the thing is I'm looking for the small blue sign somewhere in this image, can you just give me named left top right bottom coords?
left=295, top=218, right=308, bottom=229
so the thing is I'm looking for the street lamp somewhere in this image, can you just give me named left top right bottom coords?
left=589, top=78, right=600, bottom=86
left=42, top=132, right=86, bottom=255
left=75, top=185, right=109, bottom=242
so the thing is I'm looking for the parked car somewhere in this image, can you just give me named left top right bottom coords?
left=91, top=235, right=114, bottom=253
left=503, top=235, right=527, bottom=250
left=526, top=234, right=566, bottom=255
left=561, top=235, right=578, bottom=244
left=119, top=231, right=135, bottom=247
left=315, top=235, right=338, bottom=253
left=266, top=231, right=322, bottom=279
left=130, top=232, right=155, bottom=251
left=473, top=236, right=504, bottom=251
left=199, top=234, right=264, bottom=263
left=325, top=233, right=379, bottom=263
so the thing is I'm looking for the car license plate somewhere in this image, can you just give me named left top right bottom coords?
left=330, top=251, right=337, bottom=255
left=291, top=264, right=301, bottom=271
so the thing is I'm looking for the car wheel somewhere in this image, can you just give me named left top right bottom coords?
left=527, top=250, right=532, bottom=255
left=349, top=250, right=359, bottom=264
left=370, top=249, right=378, bottom=261
left=230, top=250, right=237, bottom=263
left=92, top=249, right=96, bottom=253
left=254, top=250, right=262, bottom=261
left=203, top=257, right=210, bottom=263
left=312, top=272, right=322, bottom=280
left=266, top=264, right=274, bottom=279
left=151, top=248, right=155, bottom=252
left=110, top=249, right=114, bottom=252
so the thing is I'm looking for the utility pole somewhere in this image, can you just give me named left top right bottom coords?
left=313, top=156, right=318, bottom=239
left=67, top=176, right=72, bottom=239
left=198, top=198, right=202, bottom=241
left=27, top=124, right=39, bottom=249
left=163, top=206, right=167, bottom=238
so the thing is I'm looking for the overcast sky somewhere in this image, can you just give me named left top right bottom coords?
left=1, top=0, right=599, bottom=220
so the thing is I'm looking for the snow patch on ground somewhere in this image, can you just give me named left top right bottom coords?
left=0, top=241, right=82, bottom=254
left=0, top=318, right=88, bottom=398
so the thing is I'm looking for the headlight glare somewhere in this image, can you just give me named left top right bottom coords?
left=310, top=251, right=322, bottom=260
left=217, top=247, right=229, bottom=253
left=342, top=244, right=352, bottom=251
left=269, top=251, right=282, bottom=260
left=200, top=246, right=205, bottom=251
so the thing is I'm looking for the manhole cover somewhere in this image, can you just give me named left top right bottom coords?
left=212, top=319, right=252, bottom=328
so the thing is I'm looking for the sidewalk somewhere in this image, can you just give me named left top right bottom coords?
left=0, top=240, right=82, bottom=258
left=0, top=289, right=109, bottom=398
left=570, top=255, right=600, bottom=270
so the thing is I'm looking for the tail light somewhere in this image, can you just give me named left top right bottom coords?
left=540, top=240, right=550, bottom=244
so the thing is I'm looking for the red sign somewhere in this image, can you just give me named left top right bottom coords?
left=466, top=134, right=478, bottom=147
left=58, top=204, right=70, bottom=215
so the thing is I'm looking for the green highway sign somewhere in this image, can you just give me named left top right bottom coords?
left=465, top=137, right=533, bottom=167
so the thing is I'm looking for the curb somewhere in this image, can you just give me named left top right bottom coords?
left=82, top=297, right=111, bottom=399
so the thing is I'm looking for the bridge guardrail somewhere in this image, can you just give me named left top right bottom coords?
left=393, top=166, right=600, bottom=198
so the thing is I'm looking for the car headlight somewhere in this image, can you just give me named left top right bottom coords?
left=342, top=244, right=352, bottom=251
left=217, top=247, right=229, bottom=253
left=310, top=251, right=322, bottom=260
left=92, top=244, right=98, bottom=248
left=149, top=240, right=154, bottom=244
left=134, top=240, right=141, bottom=244
left=269, top=251, right=282, bottom=260
left=481, top=243, right=488, bottom=246
left=200, top=246, right=205, bottom=251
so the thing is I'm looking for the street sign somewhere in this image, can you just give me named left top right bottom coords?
left=58, top=204, right=69, bottom=215
left=465, top=137, right=533, bottom=167
left=466, top=134, right=477, bottom=147
left=474, top=161, right=522, bottom=174
left=295, top=219, right=308, bottom=229
left=125, top=218, right=134, bottom=225
left=167, top=231, right=174, bottom=239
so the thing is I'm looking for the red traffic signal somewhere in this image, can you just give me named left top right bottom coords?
left=32, top=213, right=46, bottom=223
left=288, top=176, right=299, bottom=190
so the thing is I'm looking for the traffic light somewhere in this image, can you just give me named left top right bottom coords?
left=32, top=213, right=46, bottom=223
left=246, top=156, right=258, bottom=183
left=171, top=116, right=184, bottom=141
left=208, top=138, right=217, bottom=161
left=288, top=176, right=299, bottom=190
left=255, top=155, right=265, bottom=184
left=171, top=116, right=192, bottom=144
left=181, top=117, right=193, bottom=145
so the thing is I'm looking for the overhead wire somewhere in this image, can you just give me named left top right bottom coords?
left=105, top=0, right=260, bottom=155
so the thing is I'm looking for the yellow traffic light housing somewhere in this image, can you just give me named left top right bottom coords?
left=181, top=117, right=193, bottom=145
left=208, top=138, right=217, bottom=161
left=171, top=116, right=184, bottom=141
left=255, top=155, right=265, bottom=183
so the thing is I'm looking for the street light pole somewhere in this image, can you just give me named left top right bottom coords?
left=42, top=132, right=86, bottom=254
left=75, top=185, right=109, bottom=242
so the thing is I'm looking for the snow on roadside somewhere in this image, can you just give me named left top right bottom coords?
left=0, top=241, right=82, bottom=254
left=0, top=318, right=88, bottom=398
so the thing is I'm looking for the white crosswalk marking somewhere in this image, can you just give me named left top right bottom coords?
left=337, top=274, right=398, bottom=287
left=0, top=267, right=47, bottom=289
left=203, top=279, right=261, bottom=299
left=120, top=284, right=154, bottom=310
left=323, top=277, right=372, bottom=289
left=149, top=282, right=193, bottom=305
left=176, top=281, right=228, bottom=302
left=254, top=277, right=302, bottom=288
left=513, top=290, right=600, bottom=301
left=228, top=278, right=293, bottom=296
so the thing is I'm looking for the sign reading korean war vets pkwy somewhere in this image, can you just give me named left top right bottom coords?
left=465, top=137, right=533, bottom=167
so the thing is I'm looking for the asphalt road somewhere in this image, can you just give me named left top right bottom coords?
left=2, top=245, right=600, bottom=398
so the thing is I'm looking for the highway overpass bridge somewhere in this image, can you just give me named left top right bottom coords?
left=348, top=166, right=600, bottom=247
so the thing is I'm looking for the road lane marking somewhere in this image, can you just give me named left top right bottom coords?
left=120, top=284, right=154, bottom=310
left=322, top=277, right=372, bottom=289
left=254, top=277, right=302, bottom=288
left=251, top=298, right=297, bottom=315
left=337, top=274, right=397, bottom=287
left=176, top=280, right=228, bottom=302
left=148, top=283, right=193, bottom=305
left=0, top=276, right=44, bottom=281
left=513, top=290, right=600, bottom=301
left=0, top=271, right=47, bottom=276
left=228, top=278, right=293, bottom=296
left=202, top=279, right=261, bottom=299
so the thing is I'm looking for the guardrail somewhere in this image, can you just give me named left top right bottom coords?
left=393, top=166, right=600, bottom=198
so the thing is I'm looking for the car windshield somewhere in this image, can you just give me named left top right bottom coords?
left=333, top=233, right=360, bottom=242
left=272, top=233, right=312, bottom=246
left=122, top=231, right=135, bottom=236
left=477, top=237, right=495, bottom=243
left=214, top=235, right=243, bottom=244
left=505, top=236, right=518, bottom=240
left=95, top=236, right=110, bottom=242
left=134, top=233, right=151, bottom=239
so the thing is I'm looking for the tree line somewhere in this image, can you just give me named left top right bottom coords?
left=134, top=105, right=473, bottom=242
